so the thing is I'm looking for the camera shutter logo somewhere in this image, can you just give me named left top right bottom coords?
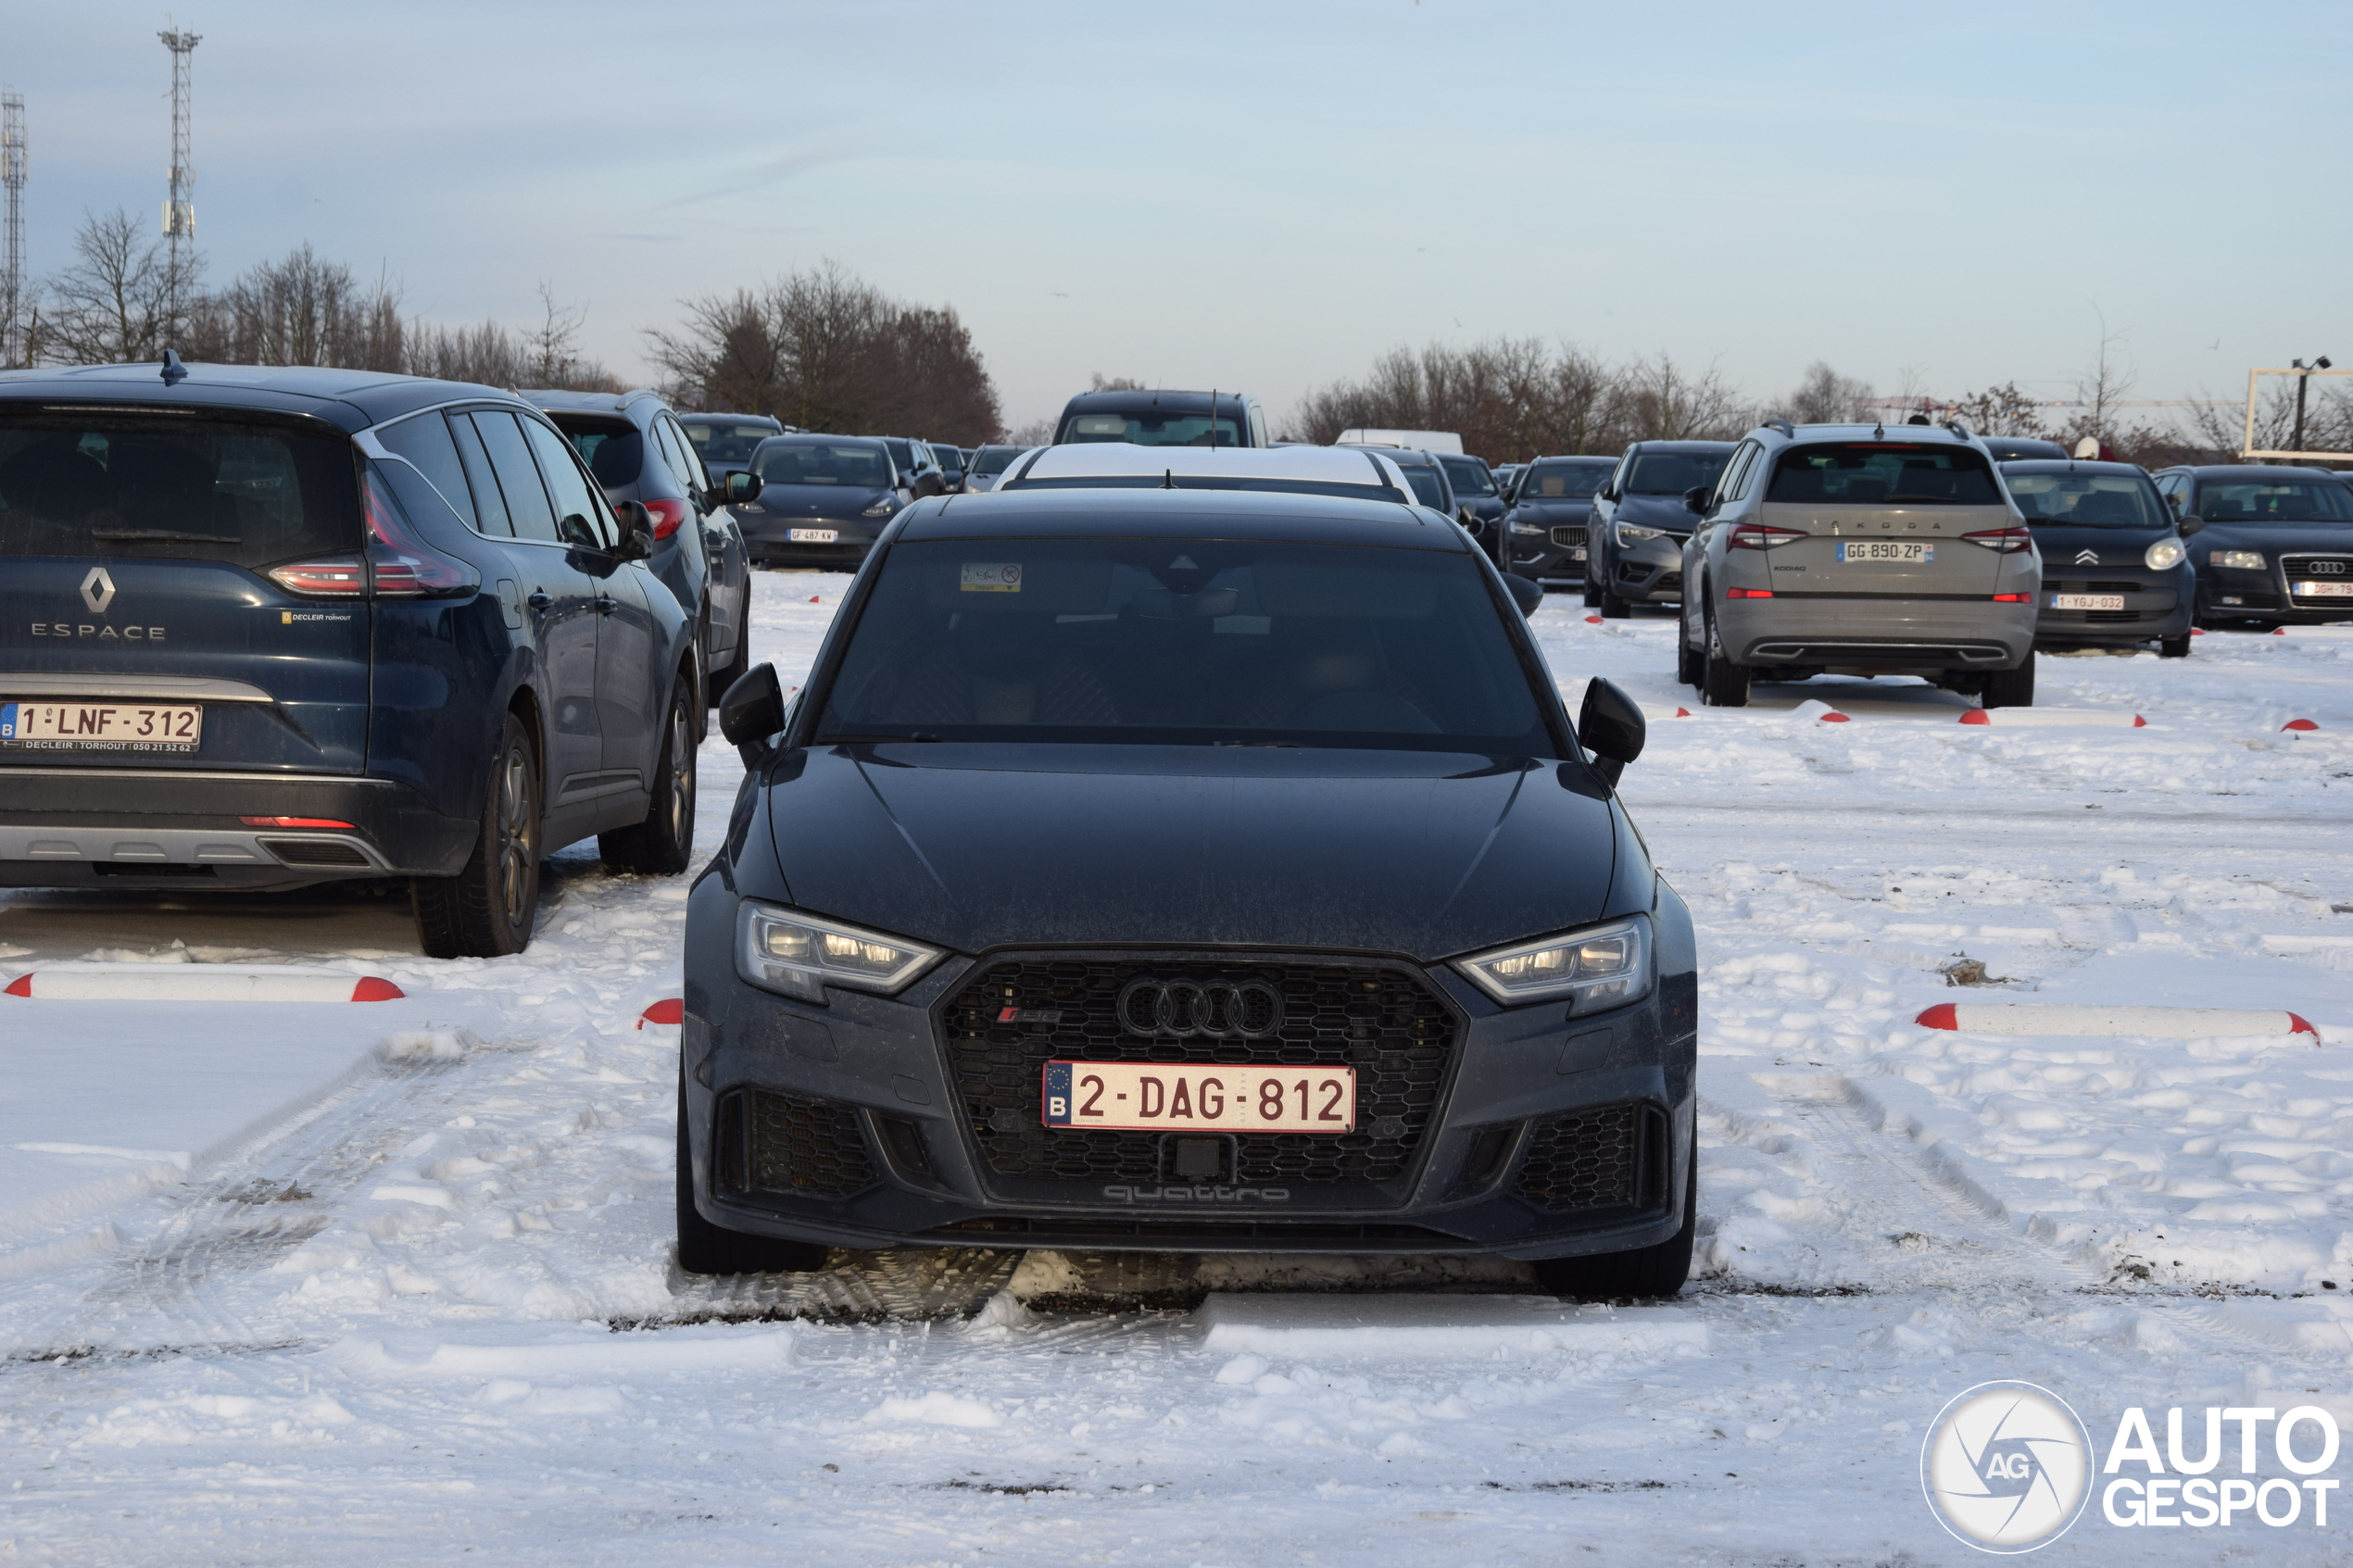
left=1920, top=1381, right=2093, bottom=1552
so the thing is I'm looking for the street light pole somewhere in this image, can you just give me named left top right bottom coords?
left=2292, top=355, right=2333, bottom=454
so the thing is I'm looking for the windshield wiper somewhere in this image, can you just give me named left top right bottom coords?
left=820, top=733, right=944, bottom=745
left=91, top=529, right=242, bottom=544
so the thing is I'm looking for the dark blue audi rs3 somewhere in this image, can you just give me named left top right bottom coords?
left=681, top=486, right=1698, bottom=1300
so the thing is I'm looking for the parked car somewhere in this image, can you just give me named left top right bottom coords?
left=1376, top=448, right=1485, bottom=543
left=2151, top=465, right=2353, bottom=627
left=685, top=483, right=1694, bottom=1303
left=529, top=390, right=760, bottom=712
left=880, top=437, right=947, bottom=498
left=1677, top=422, right=2040, bottom=708
left=960, top=445, right=1028, bottom=493
left=677, top=413, right=787, bottom=483
left=931, top=445, right=968, bottom=492
left=1588, top=442, right=1735, bottom=615
left=736, top=434, right=911, bottom=569
left=1438, top=455, right=1506, bottom=563
left=1055, top=389, right=1269, bottom=448
left=1502, top=456, right=1617, bottom=586
left=1337, top=428, right=1465, bottom=454
left=0, top=359, right=701, bottom=957
left=2002, top=459, right=2195, bottom=657
left=1979, top=435, right=2070, bottom=461
left=991, top=441, right=1416, bottom=503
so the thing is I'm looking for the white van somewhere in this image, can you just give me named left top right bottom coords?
left=1337, top=428, right=1465, bottom=455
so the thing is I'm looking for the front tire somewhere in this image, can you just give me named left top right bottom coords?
left=1701, top=604, right=1749, bottom=708
left=675, top=1071, right=831, bottom=1276
left=413, top=711, right=541, bottom=959
left=2158, top=633, right=2190, bottom=659
left=599, top=676, right=698, bottom=875
left=1677, top=616, right=1704, bottom=687
left=1581, top=575, right=1601, bottom=608
left=1982, top=651, right=2036, bottom=709
left=1600, top=589, right=1630, bottom=619
left=1532, top=1146, right=1695, bottom=1303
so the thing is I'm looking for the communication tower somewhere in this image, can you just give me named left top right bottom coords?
left=1, top=93, right=24, bottom=368
left=158, top=29, right=199, bottom=331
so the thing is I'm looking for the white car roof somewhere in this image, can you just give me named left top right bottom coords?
left=1012, top=442, right=1412, bottom=490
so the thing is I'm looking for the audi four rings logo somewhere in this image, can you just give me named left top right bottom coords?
left=1115, top=978, right=1284, bottom=1039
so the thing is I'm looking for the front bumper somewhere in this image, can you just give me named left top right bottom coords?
left=680, top=885, right=1697, bottom=1260
left=1718, top=595, right=2039, bottom=672
left=0, top=768, right=472, bottom=890
left=2034, top=565, right=2193, bottom=646
left=1506, top=521, right=1591, bottom=583
left=1603, top=537, right=1688, bottom=604
left=2197, top=557, right=2353, bottom=624
left=740, top=515, right=883, bottom=569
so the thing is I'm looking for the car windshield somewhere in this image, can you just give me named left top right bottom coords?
left=757, top=443, right=893, bottom=487
left=682, top=421, right=776, bottom=465
left=969, top=445, right=1024, bottom=475
left=0, top=411, right=359, bottom=566
left=1439, top=457, right=1496, bottom=497
left=1767, top=443, right=2001, bottom=505
left=2194, top=479, right=2353, bottom=523
left=1518, top=462, right=1610, bottom=500
left=1626, top=451, right=1730, bottom=494
left=1061, top=411, right=1245, bottom=446
left=816, top=538, right=1551, bottom=753
left=1393, top=464, right=1446, bottom=508
left=2006, top=471, right=2166, bottom=527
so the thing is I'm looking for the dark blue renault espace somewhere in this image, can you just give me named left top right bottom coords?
left=0, top=360, right=699, bottom=957
left=682, top=486, right=1698, bottom=1301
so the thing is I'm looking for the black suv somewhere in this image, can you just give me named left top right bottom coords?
left=677, top=413, right=786, bottom=484
left=1054, top=389, right=1269, bottom=447
left=1438, top=454, right=1506, bottom=562
left=530, top=391, right=761, bottom=710
left=683, top=487, right=1697, bottom=1302
left=0, top=360, right=700, bottom=956
left=1503, top=456, right=1617, bottom=587
left=2152, top=465, right=2353, bottom=627
left=880, top=438, right=946, bottom=498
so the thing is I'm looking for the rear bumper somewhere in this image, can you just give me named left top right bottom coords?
left=1719, top=596, right=2038, bottom=671
left=741, top=518, right=880, bottom=570
left=2034, top=568, right=2192, bottom=646
left=0, top=769, right=473, bottom=890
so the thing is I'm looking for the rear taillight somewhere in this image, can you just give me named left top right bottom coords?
left=1728, top=523, right=1806, bottom=550
left=641, top=497, right=689, bottom=540
left=1992, top=593, right=2032, bottom=603
left=1725, top=586, right=1774, bottom=598
left=269, top=558, right=366, bottom=596
left=240, top=816, right=357, bottom=829
left=363, top=469, right=480, bottom=596
left=1963, top=527, right=2034, bottom=554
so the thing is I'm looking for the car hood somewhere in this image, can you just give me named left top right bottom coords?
left=1615, top=494, right=1697, bottom=528
left=760, top=744, right=1621, bottom=960
left=2190, top=520, right=2353, bottom=556
left=1510, top=498, right=1597, bottom=519
left=2024, top=522, right=2181, bottom=565
left=753, top=483, right=893, bottom=520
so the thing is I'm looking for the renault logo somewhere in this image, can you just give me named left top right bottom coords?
left=80, top=567, right=116, bottom=614
left=2071, top=549, right=2099, bottom=567
left=1115, top=978, right=1284, bottom=1040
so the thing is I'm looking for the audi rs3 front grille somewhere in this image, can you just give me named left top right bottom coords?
left=713, top=1086, right=877, bottom=1201
left=941, top=954, right=1458, bottom=1194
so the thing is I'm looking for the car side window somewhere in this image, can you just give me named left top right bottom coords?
left=376, top=411, right=477, bottom=528
left=661, top=416, right=709, bottom=494
left=471, top=410, right=561, bottom=543
left=522, top=415, right=615, bottom=551
left=1722, top=443, right=1763, bottom=506
left=447, top=412, right=512, bottom=536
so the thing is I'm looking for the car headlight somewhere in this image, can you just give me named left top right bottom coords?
left=736, top=900, right=942, bottom=1001
left=1509, top=521, right=1547, bottom=535
left=1616, top=523, right=1664, bottom=546
left=862, top=496, right=899, bottom=518
left=2211, top=549, right=2265, bottom=571
left=1452, top=914, right=1652, bottom=1014
left=2144, top=537, right=2185, bottom=571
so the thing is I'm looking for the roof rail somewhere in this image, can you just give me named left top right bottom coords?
left=1762, top=419, right=1794, bottom=438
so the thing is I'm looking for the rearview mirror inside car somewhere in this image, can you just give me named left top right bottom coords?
left=1578, top=677, right=1646, bottom=787
left=1682, top=485, right=1712, bottom=515
left=1502, top=572, right=1544, bottom=617
left=724, top=470, right=763, bottom=505
left=719, top=662, right=786, bottom=764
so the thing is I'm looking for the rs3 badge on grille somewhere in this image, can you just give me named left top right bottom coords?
left=1042, top=1060, right=1355, bottom=1133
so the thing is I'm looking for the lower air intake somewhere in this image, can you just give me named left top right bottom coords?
left=1513, top=1101, right=1666, bottom=1215
left=714, top=1087, right=877, bottom=1201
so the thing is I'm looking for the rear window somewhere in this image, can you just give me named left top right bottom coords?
left=1059, top=410, right=1245, bottom=447
left=0, top=409, right=359, bottom=567
left=680, top=420, right=776, bottom=465
left=757, top=443, right=893, bottom=487
left=1626, top=451, right=1730, bottom=494
left=2194, top=479, right=2353, bottom=524
left=1439, top=457, right=1496, bottom=497
left=2007, top=471, right=2166, bottom=528
left=1519, top=461, right=1610, bottom=500
left=817, top=538, right=1551, bottom=753
left=1394, top=464, right=1446, bottom=509
left=1767, top=443, right=2001, bottom=506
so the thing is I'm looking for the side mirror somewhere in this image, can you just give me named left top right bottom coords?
left=719, top=662, right=786, bottom=765
left=2178, top=516, right=2204, bottom=536
left=724, top=470, right=763, bottom=504
left=610, top=501, right=654, bottom=560
left=1577, top=676, right=1646, bottom=788
left=1682, top=485, right=1713, bottom=516
left=1458, top=512, right=1485, bottom=537
left=1502, top=571, right=1544, bottom=617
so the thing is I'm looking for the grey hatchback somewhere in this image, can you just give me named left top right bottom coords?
left=1677, top=422, right=2041, bottom=708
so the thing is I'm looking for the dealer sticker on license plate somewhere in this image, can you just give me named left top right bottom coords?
left=1042, top=1060, right=1355, bottom=1134
left=0, top=701, right=202, bottom=752
left=2049, top=593, right=2126, bottom=610
left=2293, top=580, right=2353, bottom=598
left=787, top=528, right=837, bottom=543
left=1835, top=540, right=1932, bottom=564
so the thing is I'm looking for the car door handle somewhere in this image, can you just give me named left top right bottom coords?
left=595, top=596, right=617, bottom=616
left=526, top=591, right=553, bottom=610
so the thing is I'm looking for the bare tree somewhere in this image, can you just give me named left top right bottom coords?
left=1947, top=383, right=2049, bottom=437
left=37, top=207, right=200, bottom=364
left=1771, top=362, right=1877, bottom=424
left=1089, top=373, right=1148, bottom=391
left=2071, top=310, right=2138, bottom=447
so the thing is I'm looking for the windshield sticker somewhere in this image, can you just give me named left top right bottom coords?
left=962, top=563, right=1023, bottom=593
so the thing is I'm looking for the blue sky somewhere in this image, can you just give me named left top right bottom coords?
left=13, top=1, right=2349, bottom=433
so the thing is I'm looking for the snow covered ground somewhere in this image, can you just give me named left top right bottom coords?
left=2, top=571, right=2350, bottom=1564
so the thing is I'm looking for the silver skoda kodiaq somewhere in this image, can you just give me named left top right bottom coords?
left=1676, top=420, right=2042, bottom=708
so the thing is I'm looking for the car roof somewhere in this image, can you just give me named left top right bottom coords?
left=1763, top=423, right=1971, bottom=445
left=2170, top=463, right=2347, bottom=481
left=1999, top=459, right=2152, bottom=477
left=0, top=360, right=533, bottom=434
left=755, top=433, right=887, bottom=448
left=1629, top=438, right=1738, bottom=452
left=1059, top=389, right=1249, bottom=413
left=677, top=411, right=781, bottom=425
left=1527, top=454, right=1616, bottom=464
left=895, top=486, right=1475, bottom=550
left=1012, top=442, right=1404, bottom=488
left=524, top=388, right=663, bottom=414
